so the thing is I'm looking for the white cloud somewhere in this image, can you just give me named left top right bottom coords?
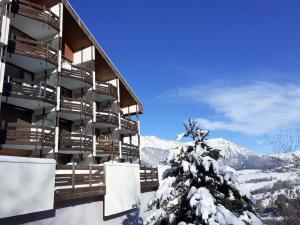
left=164, top=82, right=300, bottom=135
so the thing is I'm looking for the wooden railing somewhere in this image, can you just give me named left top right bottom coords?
left=121, top=117, right=138, bottom=133
left=8, top=36, right=58, bottom=66
left=12, top=0, right=60, bottom=31
left=95, top=82, right=117, bottom=99
left=61, top=65, right=93, bottom=86
left=60, top=97, right=93, bottom=118
left=96, top=110, right=118, bottom=126
left=140, top=166, right=159, bottom=192
left=5, top=122, right=55, bottom=147
left=59, top=132, right=93, bottom=152
left=96, top=140, right=119, bottom=158
left=122, top=143, right=139, bottom=159
left=55, top=165, right=105, bottom=201
left=2, top=80, right=56, bottom=105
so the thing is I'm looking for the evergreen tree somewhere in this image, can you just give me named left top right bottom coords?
left=145, top=119, right=263, bottom=225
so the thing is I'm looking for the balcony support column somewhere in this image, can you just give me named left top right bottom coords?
left=117, top=78, right=122, bottom=159
left=0, top=3, right=10, bottom=111
left=136, top=104, right=141, bottom=163
left=54, top=3, right=63, bottom=158
left=91, top=46, right=96, bottom=163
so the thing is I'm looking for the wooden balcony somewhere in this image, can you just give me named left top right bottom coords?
left=95, top=82, right=117, bottom=100
left=140, top=166, right=159, bottom=192
left=3, top=80, right=56, bottom=106
left=55, top=165, right=105, bottom=202
left=12, top=0, right=60, bottom=31
left=121, top=143, right=139, bottom=160
left=61, top=65, right=93, bottom=87
left=7, top=36, right=58, bottom=66
left=60, top=97, right=93, bottom=119
left=121, top=117, right=138, bottom=133
left=96, top=140, right=119, bottom=158
left=96, top=110, right=118, bottom=127
left=5, top=122, right=55, bottom=148
left=59, top=132, right=93, bottom=152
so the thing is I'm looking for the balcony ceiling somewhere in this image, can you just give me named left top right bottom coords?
left=95, top=51, right=116, bottom=82
left=29, top=0, right=59, bottom=8
left=120, top=82, right=140, bottom=109
left=63, top=8, right=92, bottom=52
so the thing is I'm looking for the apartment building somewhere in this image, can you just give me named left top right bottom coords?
left=0, top=0, right=143, bottom=165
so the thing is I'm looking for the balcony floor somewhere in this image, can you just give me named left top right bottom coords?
left=120, top=127, right=138, bottom=135
left=8, top=53, right=57, bottom=73
left=95, top=92, right=116, bottom=103
left=94, top=122, right=118, bottom=129
left=2, top=96, right=55, bottom=110
left=60, top=76, right=91, bottom=90
left=2, top=143, right=52, bottom=151
left=59, top=111, right=92, bottom=122
left=11, top=13, right=58, bottom=40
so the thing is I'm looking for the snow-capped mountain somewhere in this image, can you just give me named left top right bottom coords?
left=140, top=136, right=286, bottom=170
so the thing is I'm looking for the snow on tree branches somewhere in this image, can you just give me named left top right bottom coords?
left=145, top=119, right=263, bottom=225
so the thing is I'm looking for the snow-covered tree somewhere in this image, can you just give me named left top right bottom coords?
left=145, top=119, right=263, bottom=225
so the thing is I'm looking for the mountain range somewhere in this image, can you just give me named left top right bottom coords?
left=140, top=136, right=287, bottom=170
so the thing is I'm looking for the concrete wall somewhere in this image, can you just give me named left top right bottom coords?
left=104, top=162, right=140, bottom=216
left=1, top=192, right=155, bottom=225
left=0, top=156, right=56, bottom=219
left=0, top=159, right=158, bottom=225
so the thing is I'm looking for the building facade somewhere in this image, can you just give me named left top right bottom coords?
left=0, top=0, right=143, bottom=165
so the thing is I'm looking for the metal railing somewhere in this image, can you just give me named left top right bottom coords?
left=59, top=132, right=93, bottom=152
left=140, top=166, right=159, bottom=192
left=95, top=82, right=117, bottom=99
left=96, top=139, right=119, bottom=158
left=96, top=110, right=118, bottom=126
left=60, top=96, right=93, bottom=118
left=2, top=79, right=56, bottom=105
left=5, top=122, right=55, bottom=147
left=61, top=65, right=93, bottom=86
left=55, top=165, right=105, bottom=201
left=121, top=143, right=139, bottom=160
left=7, top=36, right=58, bottom=66
left=12, top=0, right=60, bottom=31
left=121, top=117, right=138, bottom=133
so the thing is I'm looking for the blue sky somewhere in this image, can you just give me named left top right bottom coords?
left=69, top=0, right=300, bottom=154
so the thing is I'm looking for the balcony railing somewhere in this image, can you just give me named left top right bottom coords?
left=61, top=65, right=93, bottom=86
left=12, top=0, right=60, bottom=31
left=5, top=122, right=55, bottom=147
left=140, top=166, right=159, bottom=192
left=3, top=79, right=56, bottom=105
left=55, top=165, right=105, bottom=202
left=121, top=117, right=138, bottom=133
left=96, top=110, right=118, bottom=126
left=60, top=97, right=93, bottom=118
left=96, top=140, right=119, bottom=158
left=95, top=82, right=117, bottom=99
left=121, top=143, right=139, bottom=159
left=59, top=132, right=93, bottom=152
left=7, top=36, right=58, bottom=66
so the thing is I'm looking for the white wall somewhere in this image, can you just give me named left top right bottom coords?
left=19, top=191, right=155, bottom=225
left=104, top=162, right=141, bottom=217
left=73, top=46, right=94, bottom=65
left=0, top=156, right=56, bottom=219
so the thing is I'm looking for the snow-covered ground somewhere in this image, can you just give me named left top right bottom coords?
left=237, top=167, right=300, bottom=208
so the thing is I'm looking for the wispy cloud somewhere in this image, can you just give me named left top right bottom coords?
left=160, top=81, right=300, bottom=135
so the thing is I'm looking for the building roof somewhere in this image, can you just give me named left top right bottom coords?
left=62, top=0, right=143, bottom=114
left=35, top=0, right=144, bottom=114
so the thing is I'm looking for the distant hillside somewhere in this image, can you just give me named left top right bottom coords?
left=140, top=136, right=286, bottom=170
